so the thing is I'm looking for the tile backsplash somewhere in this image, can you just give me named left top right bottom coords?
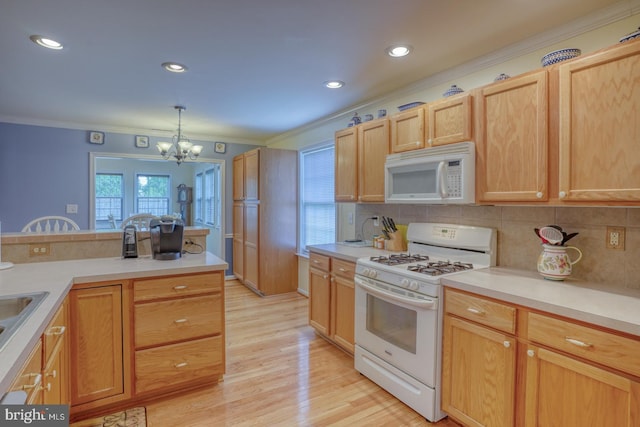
left=354, top=204, right=640, bottom=289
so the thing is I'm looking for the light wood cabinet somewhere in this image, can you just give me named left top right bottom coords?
left=70, top=282, right=131, bottom=409
left=476, top=69, right=549, bottom=203
left=334, top=127, right=359, bottom=202
left=443, top=287, right=640, bottom=426
left=557, top=40, right=640, bottom=203
left=232, top=148, right=298, bottom=295
left=390, top=106, right=426, bottom=153
left=308, top=251, right=355, bottom=353
left=42, top=300, right=69, bottom=405
left=9, top=338, right=44, bottom=404
left=427, top=92, right=473, bottom=147
left=133, top=272, right=225, bottom=395
left=357, top=119, right=389, bottom=202
left=442, top=289, right=516, bottom=427
left=232, top=154, right=245, bottom=201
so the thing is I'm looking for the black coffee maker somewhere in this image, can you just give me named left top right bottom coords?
left=149, top=216, right=184, bottom=260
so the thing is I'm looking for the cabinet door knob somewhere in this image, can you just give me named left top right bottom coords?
left=503, top=341, right=511, bottom=348
left=536, top=192, right=543, bottom=199
left=559, top=191, right=567, bottom=199
left=45, top=369, right=57, bottom=379
left=427, top=139, right=433, bottom=146
left=527, top=349, right=535, bottom=357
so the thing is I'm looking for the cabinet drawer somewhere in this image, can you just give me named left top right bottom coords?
left=135, top=294, right=222, bottom=348
left=135, top=336, right=223, bottom=394
left=309, top=252, right=330, bottom=272
left=134, top=272, right=222, bottom=302
left=445, top=289, right=516, bottom=334
left=527, top=312, right=640, bottom=378
left=332, top=259, right=355, bottom=279
left=43, top=302, right=66, bottom=361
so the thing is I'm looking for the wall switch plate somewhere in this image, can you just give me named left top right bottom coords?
left=606, top=226, right=625, bottom=250
left=66, top=204, right=78, bottom=214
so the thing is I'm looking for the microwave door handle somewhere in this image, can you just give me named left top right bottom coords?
left=437, top=161, right=448, bottom=198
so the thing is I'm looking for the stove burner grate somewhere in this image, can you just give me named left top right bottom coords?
left=369, top=253, right=430, bottom=265
left=407, top=261, right=474, bottom=276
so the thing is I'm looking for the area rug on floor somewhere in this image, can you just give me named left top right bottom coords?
left=71, top=407, right=146, bottom=427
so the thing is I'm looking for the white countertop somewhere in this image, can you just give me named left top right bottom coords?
left=442, top=267, right=640, bottom=337
left=0, top=252, right=227, bottom=396
left=308, top=243, right=393, bottom=263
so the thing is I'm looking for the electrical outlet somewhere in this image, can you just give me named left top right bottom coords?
left=29, top=243, right=51, bottom=256
left=606, top=226, right=625, bottom=250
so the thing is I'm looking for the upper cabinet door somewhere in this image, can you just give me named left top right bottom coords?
left=390, top=106, right=426, bottom=153
left=232, top=154, right=245, bottom=201
left=244, top=149, right=260, bottom=201
left=476, top=70, right=549, bottom=202
left=428, top=93, right=473, bottom=147
left=335, top=127, right=359, bottom=202
left=358, top=119, right=389, bottom=202
left=558, top=41, right=640, bottom=203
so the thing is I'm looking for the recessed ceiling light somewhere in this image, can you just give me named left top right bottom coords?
left=386, top=45, right=412, bottom=58
left=162, top=62, right=188, bottom=73
left=324, top=80, right=345, bottom=89
left=29, top=35, right=63, bottom=50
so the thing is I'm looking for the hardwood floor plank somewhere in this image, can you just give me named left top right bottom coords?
left=145, top=280, right=460, bottom=426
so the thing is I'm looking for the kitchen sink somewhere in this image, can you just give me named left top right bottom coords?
left=0, top=292, right=49, bottom=352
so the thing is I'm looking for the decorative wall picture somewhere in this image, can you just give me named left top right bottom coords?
left=135, top=135, right=149, bottom=148
left=89, top=131, right=104, bottom=144
left=215, top=142, right=226, bottom=154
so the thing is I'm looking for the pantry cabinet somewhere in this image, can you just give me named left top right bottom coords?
left=475, top=69, right=549, bottom=203
left=557, top=40, right=640, bottom=203
left=390, top=106, right=426, bottom=153
left=427, top=93, right=473, bottom=147
left=232, top=148, right=298, bottom=295
left=442, top=287, right=640, bottom=427
left=308, top=251, right=356, bottom=353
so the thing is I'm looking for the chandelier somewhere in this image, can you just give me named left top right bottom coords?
left=157, top=106, right=203, bottom=165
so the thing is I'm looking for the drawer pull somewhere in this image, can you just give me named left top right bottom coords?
left=21, top=374, right=42, bottom=390
left=45, top=326, right=66, bottom=336
left=565, top=337, right=593, bottom=348
left=42, top=383, right=52, bottom=392
left=173, top=285, right=188, bottom=290
left=313, top=260, right=320, bottom=264
left=45, top=369, right=57, bottom=379
left=467, top=307, right=485, bottom=315
left=174, top=362, right=188, bottom=368
left=338, top=268, right=347, bottom=272
left=174, top=318, right=188, bottom=324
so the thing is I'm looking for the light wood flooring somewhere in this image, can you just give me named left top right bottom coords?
left=145, top=280, right=461, bottom=427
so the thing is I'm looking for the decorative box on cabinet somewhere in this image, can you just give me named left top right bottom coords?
left=557, top=40, right=640, bottom=203
left=475, top=70, right=549, bottom=203
left=308, top=251, right=356, bottom=354
left=232, top=148, right=298, bottom=295
left=133, top=272, right=224, bottom=395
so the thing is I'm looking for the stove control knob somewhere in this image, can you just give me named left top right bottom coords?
left=361, top=268, right=370, bottom=277
left=400, top=278, right=410, bottom=287
left=409, top=281, right=419, bottom=290
left=368, top=269, right=378, bottom=279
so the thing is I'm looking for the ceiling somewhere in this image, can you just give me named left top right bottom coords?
left=0, top=0, right=632, bottom=143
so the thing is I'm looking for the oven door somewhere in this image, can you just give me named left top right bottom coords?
left=354, top=275, right=440, bottom=387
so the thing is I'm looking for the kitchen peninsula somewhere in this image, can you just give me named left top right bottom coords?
left=0, top=252, right=227, bottom=418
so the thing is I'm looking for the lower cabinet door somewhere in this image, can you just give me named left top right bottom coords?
left=524, top=345, right=640, bottom=427
left=442, top=315, right=516, bottom=427
left=135, top=336, right=223, bottom=394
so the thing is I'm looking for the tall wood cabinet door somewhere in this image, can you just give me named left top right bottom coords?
left=232, top=154, right=245, bottom=200
left=390, top=106, right=426, bottom=153
left=442, top=315, right=516, bottom=427
left=558, top=41, right=640, bottom=202
left=358, top=119, right=389, bottom=202
left=309, top=267, right=331, bottom=336
left=243, top=202, right=259, bottom=292
left=332, top=275, right=354, bottom=353
left=232, top=202, right=244, bottom=281
left=244, top=149, right=260, bottom=201
left=43, top=300, right=69, bottom=405
left=524, top=345, right=640, bottom=427
left=476, top=70, right=548, bottom=202
left=428, top=93, right=472, bottom=147
left=70, top=284, right=125, bottom=406
left=335, top=127, right=358, bottom=202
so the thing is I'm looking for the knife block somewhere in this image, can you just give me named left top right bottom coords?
left=385, top=231, right=406, bottom=252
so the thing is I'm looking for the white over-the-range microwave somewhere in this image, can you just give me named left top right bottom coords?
left=385, top=141, right=475, bottom=204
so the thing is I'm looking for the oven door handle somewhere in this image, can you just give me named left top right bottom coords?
left=355, top=277, right=438, bottom=310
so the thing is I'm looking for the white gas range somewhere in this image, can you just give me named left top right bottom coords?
left=354, top=222, right=496, bottom=422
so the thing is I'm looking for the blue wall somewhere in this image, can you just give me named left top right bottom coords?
left=0, top=122, right=259, bottom=233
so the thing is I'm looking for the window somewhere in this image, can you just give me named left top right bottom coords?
left=194, top=165, right=221, bottom=227
left=299, top=143, right=336, bottom=254
left=95, top=173, right=123, bottom=229
left=136, top=174, right=170, bottom=216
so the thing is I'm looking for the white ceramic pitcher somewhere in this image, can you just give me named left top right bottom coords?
left=537, top=244, right=582, bottom=281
